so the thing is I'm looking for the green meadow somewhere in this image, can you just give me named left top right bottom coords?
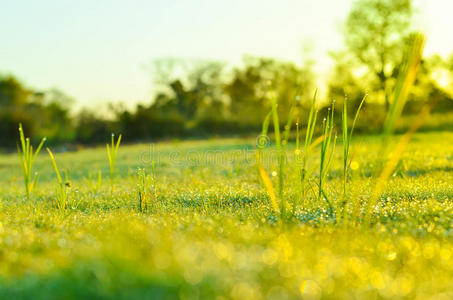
left=0, top=128, right=452, bottom=299
left=2, top=1, right=453, bottom=298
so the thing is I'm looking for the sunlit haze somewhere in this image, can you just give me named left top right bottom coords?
left=1, top=0, right=451, bottom=108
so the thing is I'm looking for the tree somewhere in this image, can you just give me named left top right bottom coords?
left=410, top=55, right=453, bottom=113
left=151, top=58, right=226, bottom=120
left=0, top=75, right=31, bottom=107
left=0, top=75, right=76, bottom=146
left=328, top=51, right=370, bottom=112
left=224, top=57, right=315, bottom=127
left=344, top=0, right=413, bottom=110
left=0, top=75, right=34, bottom=146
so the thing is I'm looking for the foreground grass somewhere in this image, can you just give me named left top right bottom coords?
left=0, top=131, right=452, bottom=299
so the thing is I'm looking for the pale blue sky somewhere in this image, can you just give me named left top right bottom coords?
left=0, top=0, right=451, bottom=108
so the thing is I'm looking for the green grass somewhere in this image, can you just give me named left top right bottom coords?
left=106, top=133, right=122, bottom=185
left=0, top=131, right=452, bottom=299
left=2, top=34, right=445, bottom=298
left=318, top=102, right=337, bottom=214
left=299, top=90, right=319, bottom=211
left=46, top=147, right=73, bottom=210
left=342, top=94, right=366, bottom=197
left=17, top=123, right=46, bottom=200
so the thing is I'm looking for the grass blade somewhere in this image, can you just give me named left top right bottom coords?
left=258, top=164, right=279, bottom=213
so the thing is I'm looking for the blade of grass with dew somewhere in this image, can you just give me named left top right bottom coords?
left=46, top=147, right=69, bottom=210
left=282, top=96, right=299, bottom=146
left=151, top=161, right=158, bottom=205
left=137, top=168, right=149, bottom=212
left=258, top=164, right=279, bottom=214
left=342, top=96, right=348, bottom=198
left=17, top=123, right=46, bottom=199
left=294, top=119, right=301, bottom=213
left=269, top=88, right=286, bottom=216
left=281, top=86, right=303, bottom=147
left=342, top=94, right=367, bottom=215
left=280, top=94, right=300, bottom=214
left=257, top=110, right=272, bottom=166
left=47, top=148, right=62, bottom=185
left=318, top=102, right=336, bottom=215
left=300, top=90, right=319, bottom=207
left=107, top=133, right=122, bottom=185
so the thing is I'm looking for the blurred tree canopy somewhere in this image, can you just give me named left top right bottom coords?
left=0, top=76, right=74, bottom=147
left=344, top=0, right=413, bottom=111
left=114, top=57, right=316, bottom=138
left=225, top=56, right=315, bottom=127
left=1, top=48, right=453, bottom=148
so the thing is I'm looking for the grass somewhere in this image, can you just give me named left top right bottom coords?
left=318, top=102, right=337, bottom=215
left=17, top=123, right=46, bottom=200
left=0, top=132, right=452, bottom=299
left=342, top=94, right=367, bottom=199
left=299, top=90, right=319, bottom=210
left=46, top=148, right=74, bottom=210
left=3, top=33, right=451, bottom=299
left=363, top=32, right=426, bottom=226
left=382, top=33, right=425, bottom=140
left=137, top=163, right=158, bottom=213
left=106, top=133, right=122, bottom=185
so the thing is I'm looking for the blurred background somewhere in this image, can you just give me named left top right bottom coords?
left=1, top=0, right=452, bottom=148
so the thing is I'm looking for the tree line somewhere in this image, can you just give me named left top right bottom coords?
left=1, top=0, right=452, bottom=148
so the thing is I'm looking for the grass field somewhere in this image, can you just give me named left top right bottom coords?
left=0, top=130, right=452, bottom=299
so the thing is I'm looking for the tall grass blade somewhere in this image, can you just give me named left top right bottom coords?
left=364, top=32, right=427, bottom=225
left=300, top=90, right=318, bottom=207
left=342, top=94, right=367, bottom=201
left=47, top=148, right=62, bottom=184
left=318, top=102, right=336, bottom=214
left=46, top=147, right=70, bottom=210
left=269, top=88, right=287, bottom=216
left=258, top=164, right=279, bottom=213
left=17, top=123, right=46, bottom=199
left=107, top=133, right=122, bottom=185
left=382, top=33, right=425, bottom=140
left=257, top=110, right=272, bottom=165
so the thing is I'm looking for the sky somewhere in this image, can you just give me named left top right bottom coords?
left=1, top=0, right=452, bottom=109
